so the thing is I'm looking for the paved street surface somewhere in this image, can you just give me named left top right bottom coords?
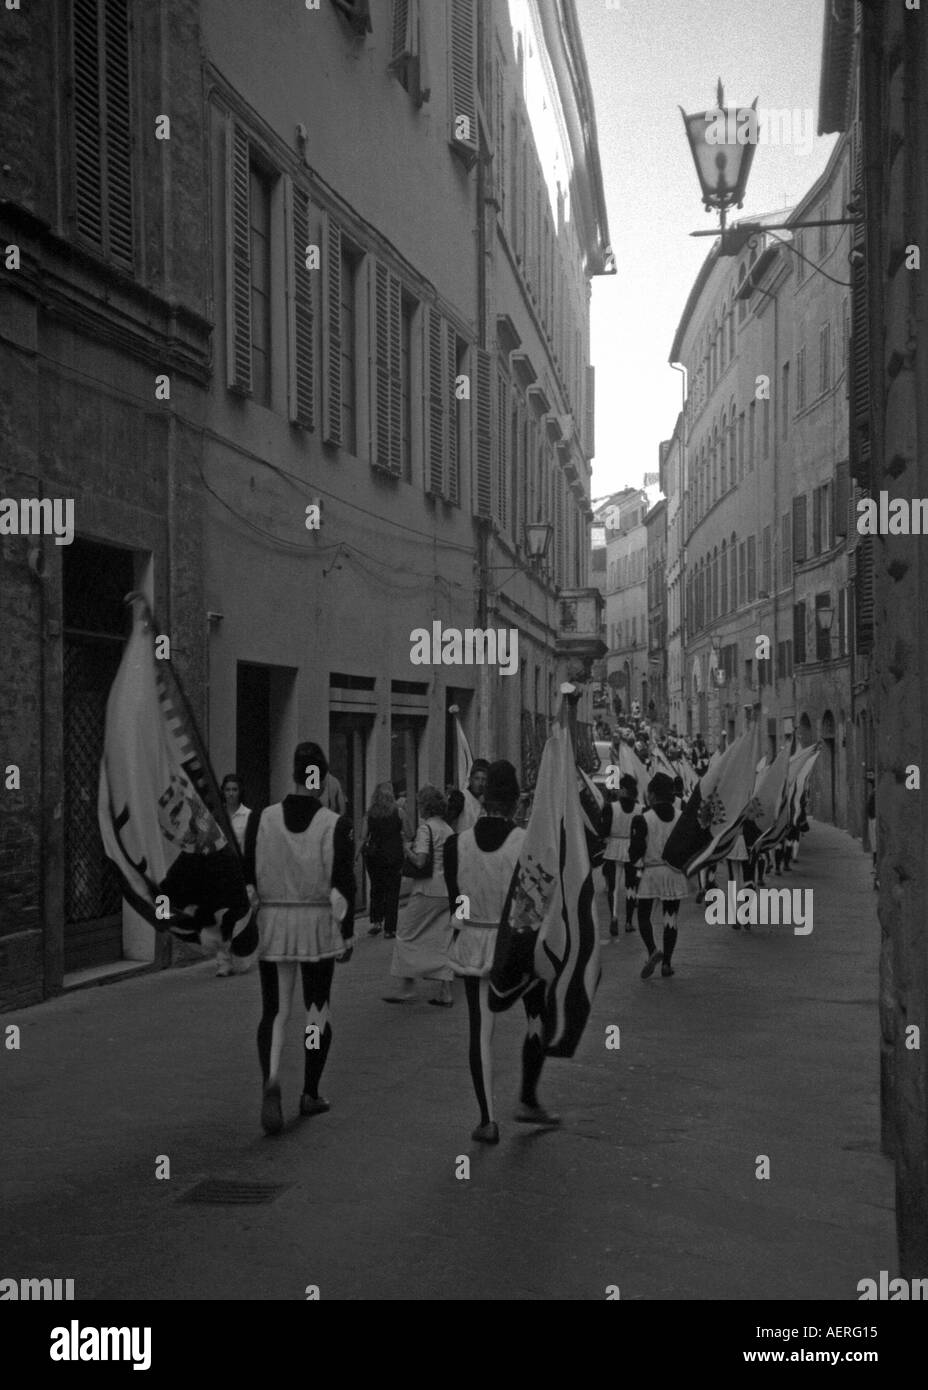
left=1, top=822, right=895, bottom=1301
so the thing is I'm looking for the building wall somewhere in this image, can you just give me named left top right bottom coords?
left=0, top=0, right=210, bottom=1008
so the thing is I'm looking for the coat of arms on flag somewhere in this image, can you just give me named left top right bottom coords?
left=97, top=594, right=258, bottom=970
left=489, top=715, right=601, bottom=1057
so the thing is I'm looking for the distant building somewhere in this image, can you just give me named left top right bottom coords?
left=644, top=497, right=667, bottom=727
left=603, top=488, right=649, bottom=721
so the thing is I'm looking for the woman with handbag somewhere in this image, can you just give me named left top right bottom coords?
left=361, top=783, right=404, bottom=938
left=382, top=785, right=455, bottom=1006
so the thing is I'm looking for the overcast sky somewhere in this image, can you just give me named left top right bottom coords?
left=576, top=0, right=837, bottom=498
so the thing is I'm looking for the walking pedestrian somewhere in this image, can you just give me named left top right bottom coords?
left=216, top=773, right=252, bottom=977
left=629, top=772, right=690, bottom=979
left=382, top=785, right=455, bottom=1006
left=243, top=741, right=355, bottom=1136
left=599, top=774, right=640, bottom=938
left=360, top=783, right=405, bottom=938
left=444, top=760, right=559, bottom=1144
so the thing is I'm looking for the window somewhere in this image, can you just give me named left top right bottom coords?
left=720, top=541, right=728, bottom=613
left=400, top=294, right=414, bottom=480
left=780, top=511, right=792, bottom=588
left=449, top=0, right=478, bottom=164
left=389, top=0, right=427, bottom=103
left=812, top=481, right=832, bottom=554
left=748, top=401, right=756, bottom=473
left=719, top=417, right=727, bottom=494
left=792, top=494, right=807, bottom=563
left=248, top=164, right=272, bottom=406
left=747, top=535, right=756, bottom=603
left=338, top=241, right=360, bottom=451
left=793, top=601, right=807, bottom=664
left=71, top=0, right=134, bottom=267
left=776, top=639, right=793, bottom=679
left=762, top=396, right=770, bottom=457
left=820, top=323, right=831, bottom=393
left=815, top=593, right=832, bottom=661
left=796, top=347, right=806, bottom=411
left=731, top=533, right=738, bottom=608
left=761, top=525, right=771, bottom=596
left=842, top=298, right=849, bottom=369
left=781, top=362, right=790, bottom=440
left=728, top=310, right=735, bottom=361
left=738, top=541, right=747, bottom=608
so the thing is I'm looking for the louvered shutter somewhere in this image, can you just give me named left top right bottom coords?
left=391, top=0, right=413, bottom=62
left=855, top=494, right=874, bottom=655
left=496, top=370, right=509, bottom=529
left=584, top=364, right=595, bottom=459
left=423, top=306, right=445, bottom=495
left=793, top=602, right=806, bottom=665
left=834, top=460, right=850, bottom=538
left=370, top=260, right=402, bottom=475
left=473, top=348, right=493, bottom=518
left=792, top=494, right=807, bottom=563
left=446, top=322, right=459, bottom=503
left=449, top=0, right=478, bottom=161
left=73, top=0, right=133, bottom=265
left=226, top=119, right=252, bottom=394
left=321, top=213, right=342, bottom=445
left=555, top=473, right=566, bottom=586
left=849, top=120, right=870, bottom=486
left=103, top=0, right=133, bottom=264
left=286, top=180, right=315, bottom=429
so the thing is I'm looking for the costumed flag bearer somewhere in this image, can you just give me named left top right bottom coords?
left=598, top=774, right=640, bottom=937
left=629, top=773, right=690, bottom=979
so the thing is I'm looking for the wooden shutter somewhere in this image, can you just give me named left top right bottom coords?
left=321, top=213, right=342, bottom=445
left=834, top=460, right=850, bottom=538
left=449, top=0, right=478, bottom=161
left=473, top=348, right=493, bottom=518
left=423, top=307, right=445, bottom=495
left=226, top=119, right=252, bottom=394
left=446, top=322, right=459, bottom=503
left=370, top=259, right=402, bottom=475
left=793, top=602, right=806, bottom=665
left=496, top=370, right=509, bottom=529
left=584, top=364, right=595, bottom=459
left=849, top=120, right=870, bottom=485
left=555, top=472, right=566, bottom=586
left=792, top=494, right=807, bottom=563
left=391, top=0, right=413, bottom=63
left=286, top=180, right=315, bottom=429
left=73, top=0, right=133, bottom=265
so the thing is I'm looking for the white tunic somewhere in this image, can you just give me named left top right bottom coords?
left=447, top=823, right=525, bottom=977
left=603, top=800, right=639, bottom=863
left=636, top=808, right=690, bottom=902
left=255, top=802, right=346, bottom=962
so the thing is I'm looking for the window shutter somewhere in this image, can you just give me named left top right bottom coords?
left=834, top=460, right=850, bottom=538
left=370, top=259, right=403, bottom=475
left=780, top=512, right=792, bottom=587
left=446, top=321, right=459, bottom=504
left=226, top=119, right=252, bottom=394
left=793, top=602, right=806, bottom=665
left=584, top=364, right=595, bottom=459
left=855, top=516, right=874, bottom=654
left=449, top=0, right=478, bottom=163
left=286, top=180, right=315, bottom=429
left=321, top=212, right=342, bottom=445
left=391, top=0, right=414, bottom=63
left=73, top=0, right=133, bottom=265
left=473, top=347, right=493, bottom=518
left=555, top=473, right=566, bottom=586
left=849, top=119, right=870, bottom=485
left=73, top=0, right=104, bottom=248
left=496, top=369, right=509, bottom=529
left=423, top=306, right=445, bottom=495
left=792, top=494, right=807, bottom=563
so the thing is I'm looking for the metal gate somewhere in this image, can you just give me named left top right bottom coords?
left=63, top=633, right=124, bottom=972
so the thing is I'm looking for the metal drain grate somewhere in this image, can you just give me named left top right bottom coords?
left=179, top=1179, right=290, bottom=1205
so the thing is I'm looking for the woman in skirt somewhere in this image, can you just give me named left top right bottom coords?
left=629, top=772, right=690, bottom=979
left=382, top=785, right=455, bottom=1007
left=243, top=741, right=354, bottom=1136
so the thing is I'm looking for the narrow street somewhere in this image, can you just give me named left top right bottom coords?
left=1, top=821, right=894, bottom=1301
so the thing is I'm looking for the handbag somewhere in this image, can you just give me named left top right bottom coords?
left=402, top=825, right=433, bottom=879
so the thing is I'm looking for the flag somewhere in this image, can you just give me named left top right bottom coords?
left=489, top=721, right=601, bottom=1057
left=650, top=745, right=678, bottom=784
left=749, top=746, right=791, bottom=837
left=663, top=728, right=758, bottom=876
left=577, top=766, right=605, bottom=869
left=97, top=595, right=258, bottom=970
left=613, top=740, right=651, bottom=798
left=449, top=705, right=473, bottom=789
left=755, top=743, right=820, bottom=855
